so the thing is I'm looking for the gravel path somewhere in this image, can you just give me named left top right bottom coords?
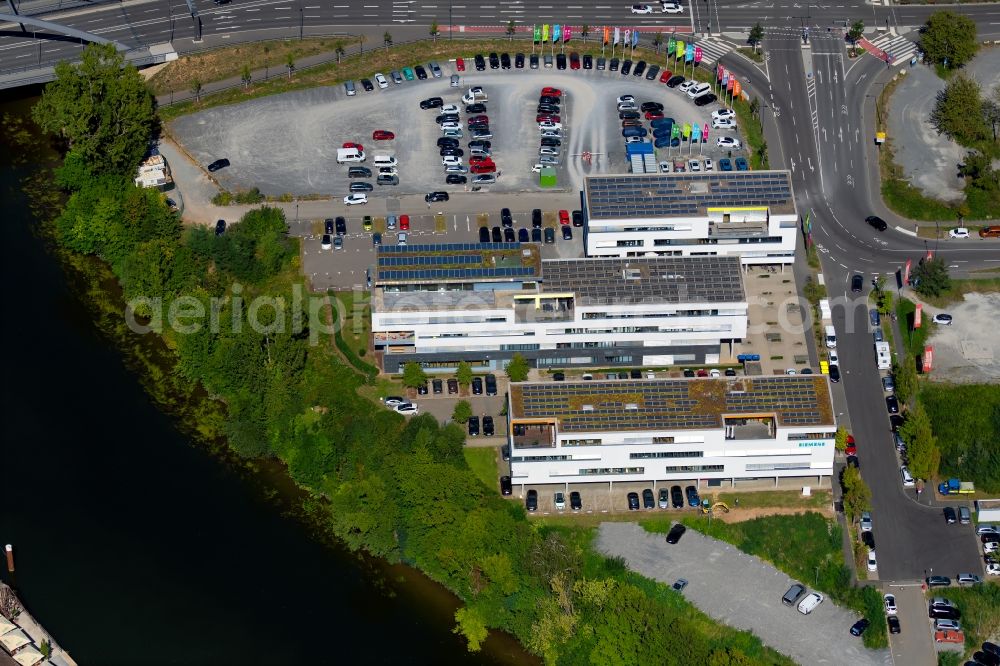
left=595, top=522, right=892, bottom=666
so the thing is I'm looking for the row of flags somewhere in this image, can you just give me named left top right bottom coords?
left=659, top=122, right=710, bottom=141
left=715, top=64, right=743, bottom=96
left=531, top=25, right=640, bottom=47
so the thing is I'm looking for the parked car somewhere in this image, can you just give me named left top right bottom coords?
left=207, top=158, right=230, bottom=172
left=482, top=415, right=495, bottom=437
left=665, top=523, right=686, bottom=544
left=642, top=488, right=655, bottom=509
left=782, top=584, right=806, bottom=606
left=526, top=489, right=538, bottom=512
left=850, top=619, right=870, bottom=637
left=570, top=491, right=582, bottom=511
left=627, top=492, right=640, bottom=511
left=670, top=485, right=683, bottom=509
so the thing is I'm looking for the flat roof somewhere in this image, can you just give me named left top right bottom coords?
left=375, top=242, right=541, bottom=284
left=510, top=376, right=834, bottom=432
left=541, top=255, right=744, bottom=305
left=584, top=170, right=796, bottom=220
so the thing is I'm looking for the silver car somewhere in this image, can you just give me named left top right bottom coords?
left=539, top=155, right=560, bottom=166
left=472, top=173, right=497, bottom=185
left=390, top=70, right=403, bottom=84
left=429, top=61, right=443, bottom=77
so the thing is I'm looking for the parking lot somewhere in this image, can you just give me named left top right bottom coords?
left=513, top=479, right=709, bottom=515
left=169, top=55, right=747, bottom=199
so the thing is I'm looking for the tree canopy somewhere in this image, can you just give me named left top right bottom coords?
left=505, top=353, right=530, bottom=382
left=32, top=43, right=156, bottom=179
left=930, top=74, right=990, bottom=147
left=920, top=11, right=978, bottom=69
left=912, top=257, right=951, bottom=298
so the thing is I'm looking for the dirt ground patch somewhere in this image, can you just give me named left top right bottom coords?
left=714, top=506, right=835, bottom=523
left=917, top=291, right=1000, bottom=383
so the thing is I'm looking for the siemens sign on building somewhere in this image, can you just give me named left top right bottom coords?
left=506, top=375, right=836, bottom=488
left=581, top=171, right=799, bottom=266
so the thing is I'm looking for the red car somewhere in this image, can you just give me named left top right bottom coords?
left=659, top=69, right=672, bottom=83
left=470, top=163, right=496, bottom=174
left=343, top=142, right=363, bottom=151
left=645, top=111, right=664, bottom=120
left=569, top=52, right=581, bottom=69
left=558, top=209, right=569, bottom=225
left=372, top=130, right=395, bottom=140
left=845, top=435, right=857, bottom=456
left=399, top=214, right=410, bottom=230
left=468, top=115, right=489, bottom=125
left=536, top=114, right=560, bottom=123
left=469, top=156, right=494, bottom=166
left=456, top=57, right=465, bottom=72
left=540, top=87, right=562, bottom=97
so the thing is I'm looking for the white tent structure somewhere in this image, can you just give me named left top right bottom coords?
left=13, top=645, right=43, bottom=666
left=0, top=628, right=30, bottom=653
left=0, top=617, right=16, bottom=636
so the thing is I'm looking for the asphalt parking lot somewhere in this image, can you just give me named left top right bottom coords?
left=515, top=479, right=707, bottom=515
left=169, top=57, right=745, bottom=198
left=596, top=522, right=892, bottom=666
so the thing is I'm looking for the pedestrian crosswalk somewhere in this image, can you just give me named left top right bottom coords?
left=867, top=33, right=919, bottom=66
left=692, top=36, right=732, bottom=66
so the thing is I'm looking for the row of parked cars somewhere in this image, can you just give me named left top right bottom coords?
left=534, top=86, right=564, bottom=167
left=344, top=62, right=451, bottom=97
left=627, top=485, right=700, bottom=511
left=420, top=88, right=500, bottom=186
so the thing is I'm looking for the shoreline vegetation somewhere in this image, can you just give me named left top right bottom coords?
left=17, top=42, right=852, bottom=665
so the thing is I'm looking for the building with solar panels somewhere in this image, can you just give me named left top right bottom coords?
left=582, top=171, right=798, bottom=265
left=371, top=243, right=748, bottom=373
left=506, top=375, right=835, bottom=488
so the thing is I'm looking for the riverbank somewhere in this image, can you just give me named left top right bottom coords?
left=0, top=582, right=76, bottom=666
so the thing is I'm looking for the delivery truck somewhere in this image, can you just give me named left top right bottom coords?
left=937, top=479, right=975, bottom=495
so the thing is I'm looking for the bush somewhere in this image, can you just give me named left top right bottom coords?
left=920, top=384, right=1000, bottom=492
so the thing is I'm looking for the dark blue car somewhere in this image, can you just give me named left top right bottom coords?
left=735, top=157, right=749, bottom=171
left=719, top=158, right=733, bottom=171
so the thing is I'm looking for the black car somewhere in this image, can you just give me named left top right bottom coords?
left=849, top=619, right=870, bottom=637
left=515, top=52, right=525, bottom=68
left=468, top=140, right=491, bottom=150
left=641, top=101, right=664, bottom=112
left=417, top=382, right=429, bottom=395
left=215, top=219, right=226, bottom=235
left=646, top=64, right=660, bottom=80
left=889, top=414, right=905, bottom=432
left=526, top=489, right=538, bottom=512
left=561, top=226, right=572, bottom=240
left=887, top=616, right=900, bottom=634
left=694, top=93, right=718, bottom=106
left=665, top=524, right=686, bottom=544
left=866, top=215, right=888, bottom=231
left=846, top=455, right=860, bottom=468
left=504, top=227, right=515, bottom=242
left=432, top=378, right=443, bottom=394
left=570, top=491, right=582, bottom=511
left=829, top=364, right=841, bottom=383
left=472, top=376, right=483, bottom=394
left=976, top=652, right=1000, bottom=666
left=620, top=60, right=632, bottom=75
left=619, top=110, right=640, bottom=120
left=633, top=60, right=647, bottom=77
left=556, top=53, right=567, bottom=69
left=683, top=369, right=695, bottom=377
left=929, top=606, right=960, bottom=620
left=630, top=369, right=641, bottom=379
left=448, top=378, right=458, bottom=394
left=572, top=210, right=583, bottom=227
left=425, top=191, right=449, bottom=203
left=420, top=97, right=444, bottom=109
left=642, top=488, right=655, bottom=509
left=666, top=75, right=685, bottom=88
left=466, top=103, right=487, bottom=114
left=544, top=227, right=555, bottom=243
left=348, top=166, right=372, bottom=178
left=324, top=218, right=334, bottom=235
left=886, top=395, right=899, bottom=414
left=207, top=158, right=230, bottom=172
left=541, top=137, right=561, bottom=148
left=489, top=52, right=500, bottom=69
left=724, top=368, right=737, bottom=376
left=335, top=217, right=346, bottom=235
left=501, top=208, right=513, bottom=227
left=671, top=485, right=684, bottom=508
left=985, top=643, right=1000, bottom=659
left=553, top=372, right=565, bottom=381
left=468, top=415, right=480, bottom=436
left=478, top=226, right=490, bottom=242
left=361, top=78, right=374, bottom=91
left=491, top=226, right=502, bottom=242
left=539, top=95, right=560, bottom=105
left=583, top=54, right=593, bottom=69
left=447, top=174, right=467, bottom=185
left=500, top=475, right=513, bottom=496
left=609, top=57, right=620, bottom=71
left=500, top=52, right=511, bottom=69
left=501, top=444, right=510, bottom=461
left=436, top=113, right=460, bottom=124
left=627, top=492, right=640, bottom=511
left=944, top=507, right=957, bottom=524
left=414, top=65, right=428, bottom=79
left=531, top=227, right=542, bottom=242
left=851, top=273, right=864, bottom=292
left=437, top=138, right=460, bottom=150
left=475, top=54, right=486, bottom=70
left=530, top=209, right=542, bottom=229
left=350, top=181, right=373, bottom=192
left=861, top=531, right=875, bottom=549
left=483, top=415, right=495, bottom=436
left=518, top=228, right=529, bottom=242
left=485, top=373, right=497, bottom=395
left=537, top=104, right=561, bottom=114
left=440, top=147, right=464, bottom=157
left=530, top=54, right=539, bottom=69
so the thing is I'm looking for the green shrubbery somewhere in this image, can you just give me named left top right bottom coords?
left=212, top=187, right=266, bottom=205
left=920, top=384, right=1000, bottom=492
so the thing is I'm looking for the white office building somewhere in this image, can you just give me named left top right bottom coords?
left=582, top=171, right=799, bottom=265
left=507, top=375, right=836, bottom=487
left=371, top=243, right=748, bottom=373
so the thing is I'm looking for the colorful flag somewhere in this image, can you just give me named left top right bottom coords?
left=702, top=123, right=709, bottom=141
left=542, top=24, right=549, bottom=42
left=685, top=43, right=694, bottom=62
left=671, top=124, right=681, bottom=139
left=553, top=24, right=561, bottom=42
left=733, top=80, right=742, bottom=97
left=676, top=40, right=685, bottom=58
left=692, top=123, right=701, bottom=140
left=694, top=46, right=703, bottom=64
left=632, top=28, right=639, bottom=47
left=533, top=25, right=541, bottom=42
left=563, top=25, right=571, bottom=42
left=624, top=29, right=631, bottom=46
left=667, top=35, right=676, bottom=55
left=722, top=69, right=729, bottom=86
left=603, top=26, right=610, bottom=45
left=717, top=64, right=724, bottom=81
left=682, top=123, right=691, bottom=138
left=614, top=26, right=620, bottom=45
left=904, top=258, right=912, bottom=285
left=727, top=76, right=735, bottom=91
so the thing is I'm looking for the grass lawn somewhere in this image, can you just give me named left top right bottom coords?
left=333, top=290, right=371, bottom=358
left=918, top=276, right=1000, bottom=308
left=919, top=383, right=1000, bottom=493
left=925, top=583, right=1000, bottom=653
left=896, top=297, right=930, bottom=356
left=711, top=489, right=831, bottom=510
left=463, top=447, right=499, bottom=491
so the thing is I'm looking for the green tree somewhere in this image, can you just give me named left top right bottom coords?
left=756, top=140, right=768, bottom=167
left=402, top=362, right=427, bottom=388
left=988, top=85, right=1000, bottom=142
left=748, top=23, right=764, bottom=53
left=453, top=606, right=489, bottom=651
left=240, top=64, right=252, bottom=89
left=847, top=20, right=864, bottom=46
left=383, top=31, right=392, bottom=50
left=430, top=20, right=439, bottom=42
left=749, top=96, right=761, bottom=119
left=452, top=399, right=472, bottom=424
left=912, top=257, right=951, bottom=298
left=835, top=426, right=849, bottom=452
left=31, top=43, right=156, bottom=179
left=285, top=53, right=295, bottom=79
left=39, top=641, right=51, bottom=659
left=841, top=465, right=872, bottom=521
left=900, top=402, right=941, bottom=481
left=920, top=10, right=978, bottom=69
left=334, top=40, right=346, bottom=63
left=653, top=31, right=664, bottom=54
left=892, top=355, right=918, bottom=403
left=506, top=20, right=516, bottom=41
left=505, top=353, right=530, bottom=382
left=456, top=361, right=473, bottom=387
left=930, top=74, right=990, bottom=146
left=581, top=24, right=590, bottom=43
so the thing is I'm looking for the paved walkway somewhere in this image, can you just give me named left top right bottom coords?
left=595, top=522, right=892, bottom=666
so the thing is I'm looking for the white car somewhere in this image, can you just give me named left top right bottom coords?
left=717, top=136, right=742, bottom=149
left=659, top=160, right=671, bottom=173
left=866, top=549, right=877, bottom=572
left=440, top=121, right=463, bottom=131
left=320, top=235, right=332, bottom=250
left=977, top=525, right=999, bottom=536
left=883, top=594, right=897, bottom=615
left=394, top=402, right=419, bottom=415
left=678, top=80, right=697, bottom=94
left=900, top=466, right=915, bottom=487
left=688, top=159, right=701, bottom=172
left=625, top=136, right=645, bottom=144
left=383, top=396, right=406, bottom=406
left=829, top=351, right=839, bottom=365
left=709, top=368, right=721, bottom=377
left=797, top=592, right=824, bottom=615
left=687, top=83, right=712, bottom=99
left=631, top=4, right=654, bottom=14
left=554, top=492, right=566, bottom=510
left=704, top=158, right=714, bottom=171
left=344, top=193, right=368, bottom=205
left=713, top=108, right=736, bottom=121
left=987, top=563, right=1000, bottom=576
left=540, top=130, right=563, bottom=139
left=712, top=118, right=737, bottom=130
left=932, top=313, right=953, bottom=325
left=445, top=164, right=468, bottom=174
left=985, top=542, right=999, bottom=554
left=539, top=146, right=560, bottom=156
left=948, top=227, right=970, bottom=239
left=617, top=95, right=635, bottom=105
left=374, top=72, right=389, bottom=89
left=440, top=104, right=460, bottom=114
left=538, top=121, right=563, bottom=131
left=661, top=1, right=683, bottom=12
left=441, top=155, right=463, bottom=167
left=397, top=232, right=407, bottom=246
left=531, top=163, right=544, bottom=173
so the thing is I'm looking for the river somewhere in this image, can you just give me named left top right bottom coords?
left=0, top=89, right=534, bottom=666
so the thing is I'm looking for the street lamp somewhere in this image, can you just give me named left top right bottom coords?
left=449, top=0, right=453, bottom=41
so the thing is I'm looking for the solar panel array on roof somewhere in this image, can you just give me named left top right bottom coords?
left=510, top=376, right=832, bottom=432
left=585, top=171, right=794, bottom=219
left=378, top=242, right=520, bottom=254
left=378, top=254, right=481, bottom=267
left=379, top=266, right=537, bottom=282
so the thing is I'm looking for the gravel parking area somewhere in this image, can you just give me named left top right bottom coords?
left=595, top=522, right=891, bottom=666
left=921, top=292, right=1000, bottom=383
left=169, top=61, right=744, bottom=198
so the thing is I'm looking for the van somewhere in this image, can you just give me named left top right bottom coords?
left=980, top=225, right=1000, bottom=238
left=687, top=82, right=712, bottom=99
left=934, top=618, right=961, bottom=631
left=336, top=147, right=365, bottom=163
left=824, top=325, right=837, bottom=349
left=376, top=174, right=399, bottom=186
left=782, top=584, right=806, bottom=606
left=958, top=506, right=971, bottom=524
left=797, top=592, right=824, bottom=615
left=373, top=155, right=397, bottom=168
left=344, top=80, right=357, bottom=96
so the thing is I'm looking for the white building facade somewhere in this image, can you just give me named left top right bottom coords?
left=582, top=171, right=799, bottom=266
left=507, top=376, right=836, bottom=487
